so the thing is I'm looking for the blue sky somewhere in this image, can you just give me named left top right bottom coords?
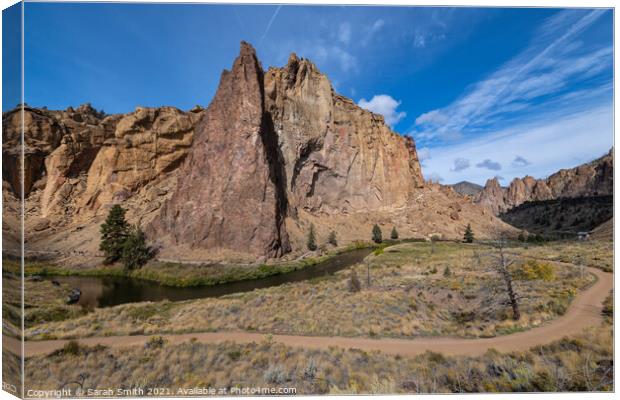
left=16, top=4, right=614, bottom=185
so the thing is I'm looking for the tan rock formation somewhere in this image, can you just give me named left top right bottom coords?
left=475, top=149, right=613, bottom=214
left=4, top=41, right=517, bottom=263
left=264, top=53, right=424, bottom=217
left=153, top=42, right=290, bottom=259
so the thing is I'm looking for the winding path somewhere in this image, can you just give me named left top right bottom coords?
left=5, top=266, right=613, bottom=358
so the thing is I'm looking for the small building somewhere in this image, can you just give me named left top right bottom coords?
left=577, top=231, right=590, bottom=240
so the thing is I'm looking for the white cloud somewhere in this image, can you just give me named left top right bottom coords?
left=412, top=9, right=611, bottom=143
left=371, top=19, right=385, bottom=33
left=338, top=23, right=352, bottom=45
left=298, top=44, right=357, bottom=73
left=450, top=157, right=470, bottom=172
left=476, top=159, right=502, bottom=171
left=512, top=155, right=531, bottom=168
left=358, top=94, right=406, bottom=127
left=413, top=30, right=427, bottom=48
left=420, top=106, right=613, bottom=185
left=415, top=109, right=448, bottom=125
left=361, top=19, right=385, bottom=46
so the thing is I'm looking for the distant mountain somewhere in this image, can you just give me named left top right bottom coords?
left=475, top=149, right=613, bottom=215
left=449, top=181, right=484, bottom=196
left=500, top=195, right=612, bottom=238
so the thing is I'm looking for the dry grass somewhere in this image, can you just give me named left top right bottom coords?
left=511, top=240, right=613, bottom=272
left=26, top=242, right=595, bottom=340
left=2, top=272, right=85, bottom=337
left=23, top=323, right=612, bottom=394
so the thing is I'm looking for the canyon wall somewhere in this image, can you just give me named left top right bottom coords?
left=4, top=42, right=516, bottom=263
left=475, top=150, right=613, bottom=215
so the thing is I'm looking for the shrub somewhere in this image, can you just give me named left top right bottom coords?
left=515, top=261, right=555, bottom=281
left=327, top=230, right=338, bottom=246
left=264, top=365, right=287, bottom=384
left=602, top=292, right=613, bottom=318
left=227, top=349, right=242, bottom=361
left=348, top=270, right=361, bottom=293
left=307, top=224, right=317, bottom=251
left=121, top=225, right=154, bottom=271
left=372, top=224, right=383, bottom=244
left=100, top=205, right=129, bottom=264
left=430, top=267, right=438, bottom=274
left=63, top=340, right=81, bottom=356
left=145, top=336, right=166, bottom=349
left=302, top=359, right=318, bottom=381
left=390, top=227, right=399, bottom=240
left=443, top=266, right=452, bottom=277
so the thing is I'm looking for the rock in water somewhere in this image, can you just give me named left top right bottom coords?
left=66, top=288, right=81, bottom=305
left=154, top=42, right=290, bottom=259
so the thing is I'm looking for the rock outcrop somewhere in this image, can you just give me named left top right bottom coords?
left=449, top=181, right=483, bottom=197
left=153, top=42, right=290, bottom=259
left=475, top=149, right=613, bottom=215
left=264, top=53, right=424, bottom=217
left=4, top=41, right=517, bottom=263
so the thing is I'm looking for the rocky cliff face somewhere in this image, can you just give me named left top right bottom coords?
left=4, top=42, right=516, bottom=263
left=153, top=42, right=290, bottom=259
left=475, top=150, right=613, bottom=215
left=264, top=53, right=424, bottom=217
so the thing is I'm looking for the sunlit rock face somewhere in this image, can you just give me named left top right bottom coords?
left=5, top=41, right=519, bottom=262
left=154, top=42, right=291, bottom=259
left=475, top=149, right=613, bottom=215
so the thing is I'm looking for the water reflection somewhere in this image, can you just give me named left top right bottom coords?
left=46, top=247, right=373, bottom=308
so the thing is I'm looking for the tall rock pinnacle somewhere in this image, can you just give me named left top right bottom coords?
left=154, top=41, right=290, bottom=258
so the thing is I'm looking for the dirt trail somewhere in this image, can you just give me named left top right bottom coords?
left=4, top=266, right=612, bottom=358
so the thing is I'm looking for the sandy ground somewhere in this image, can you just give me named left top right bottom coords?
left=3, top=266, right=612, bottom=358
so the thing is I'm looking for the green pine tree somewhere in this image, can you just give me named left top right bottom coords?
left=390, top=226, right=399, bottom=240
left=307, top=224, right=318, bottom=251
left=100, top=205, right=129, bottom=264
left=463, top=223, right=474, bottom=243
left=372, top=224, right=383, bottom=244
left=327, top=230, right=338, bottom=246
left=121, top=225, right=153, bottom=271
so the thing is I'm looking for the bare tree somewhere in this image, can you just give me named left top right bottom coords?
left=489, top=236, right=521, bottom=321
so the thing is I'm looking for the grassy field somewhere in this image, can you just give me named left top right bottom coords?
left=25, top=241, right=596, bottom=340
left=510, top=240, right=613, bottom=272
left=23, top=321, right=612, bottom=394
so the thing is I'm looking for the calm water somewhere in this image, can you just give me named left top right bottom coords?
left=46, top=247, right=373, bottom=308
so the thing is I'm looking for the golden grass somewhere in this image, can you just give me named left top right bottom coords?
left=23, top=323, right=612, bottom=394
left=26, top=241, right=596, bottom=340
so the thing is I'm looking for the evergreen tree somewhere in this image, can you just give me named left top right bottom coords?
left=100, top=205, right=129, bottom=264
left=372, top=224, right=383, bottom=244
left=463, top=223, right=474, bottom=243
left=327, top=230, right=338, bottom=247
left=390, top=226, right=399, bottom=240
left=121, top=225, right=153, bottom=270
left=307, top=224, right=317, bottom=251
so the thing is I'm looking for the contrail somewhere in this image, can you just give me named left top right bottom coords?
left=258, top=5, right=282, bottom=47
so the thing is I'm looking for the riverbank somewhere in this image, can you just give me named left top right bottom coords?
left=3, top=242, right=377, bottom=288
